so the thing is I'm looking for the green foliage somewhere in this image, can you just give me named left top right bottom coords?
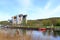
left=0, top=21, right=10, bottom=25
left=0, top=17, right=60, bottom=28
left=26, top=17, right=60, bottom=28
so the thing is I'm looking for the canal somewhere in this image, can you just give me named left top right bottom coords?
left=29, top=30, right=60, bottom=40
left=0, top=27, right=60, bottom=40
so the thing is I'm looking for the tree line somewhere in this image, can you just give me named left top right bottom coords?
left=0, top=17, right=60, bottom=27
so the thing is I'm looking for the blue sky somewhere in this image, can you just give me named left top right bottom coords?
left=0, top=0, right=60, bottom=21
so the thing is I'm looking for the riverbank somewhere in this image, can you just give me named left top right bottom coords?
left=0, top=29, right=31, bottom=40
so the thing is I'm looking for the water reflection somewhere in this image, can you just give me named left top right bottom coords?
left=0, top=27, right=60, bottom=40
left=30, top=30, right=60, bottom=40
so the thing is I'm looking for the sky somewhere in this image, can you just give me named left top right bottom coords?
left=0, top=0, right=60, bottom=21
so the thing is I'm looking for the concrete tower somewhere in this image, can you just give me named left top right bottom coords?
left=11, top=14, right=27, bottom=27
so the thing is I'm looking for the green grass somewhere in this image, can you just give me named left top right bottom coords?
left=24, top=26, right=60, bottom=28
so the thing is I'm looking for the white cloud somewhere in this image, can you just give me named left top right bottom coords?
left=44, top=1, right=51, bottom=10
left=8, top=0, right=60, bottom=20
left=0, top=12, right=11, bottom=21
left=51, top=6, right=60, bottom=14
left=46, top=5, right=60, bottom=17
left=0, top=0, right=60, bottom=21
left=16, top=0, right=31, bottom=8
left=32, top=3, right=60, bottom=19
left=43, top=6, right=60, bottom=18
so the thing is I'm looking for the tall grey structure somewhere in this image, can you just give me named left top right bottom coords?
left=11, top=14, right=27, bottom=27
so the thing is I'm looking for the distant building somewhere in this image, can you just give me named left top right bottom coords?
left=11, top=14, right=27, bottom=26
left=12, top=16, right=17, bottom=24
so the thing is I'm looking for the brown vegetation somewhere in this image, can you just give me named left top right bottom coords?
left=0, top=29, right=31, bottom=40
